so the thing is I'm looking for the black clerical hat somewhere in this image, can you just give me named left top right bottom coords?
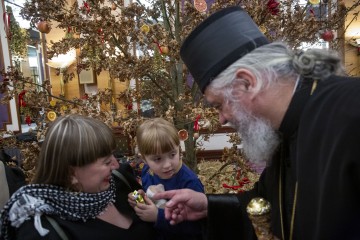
left=180, top=6, right=269, bottom=93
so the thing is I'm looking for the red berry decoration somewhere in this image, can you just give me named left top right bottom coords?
left=321, top=30, right=334, bottom=42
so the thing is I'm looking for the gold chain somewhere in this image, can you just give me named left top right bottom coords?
left=279, top=166, right=298, bottom=240
left=279, top=78, right=315, bottom=239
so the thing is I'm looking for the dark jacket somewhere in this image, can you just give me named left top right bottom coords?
left=0, top=149, right=26, bottom=197
left=206, top=75, right=360, bottom=240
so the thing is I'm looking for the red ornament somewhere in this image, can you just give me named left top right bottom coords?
left=126, top=103, right=133, bottom=110
left=81, top=93, right=89, bottom=99
left=193, top=114, right=201, bottom=131
left=25, top=115, right=31, bottom=126
left=18, top=90, right=27, bottom=107
left=321, top=30, right=334, bottom=42
left=267, top=0, right=280, bottom=15
left=178, top=129, right=189, bottom=141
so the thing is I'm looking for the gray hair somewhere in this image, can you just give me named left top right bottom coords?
left=208, top=41, right=345, bottom=96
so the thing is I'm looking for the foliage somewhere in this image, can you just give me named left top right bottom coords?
left=1, top=0, right=360, bottom=184
left=5, top=6, right=30, bottom=59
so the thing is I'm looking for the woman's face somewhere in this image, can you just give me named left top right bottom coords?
left=143, top=146, right=181, bottom=179
left=72, top=154, right=119, bottom=193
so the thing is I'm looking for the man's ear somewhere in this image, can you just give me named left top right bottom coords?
left=232, top=69, right=258, bottom=100
left=233, top=69, right=257, bottom=91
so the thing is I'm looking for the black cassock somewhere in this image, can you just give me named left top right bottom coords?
left=205, top=75, right=360, bottom=240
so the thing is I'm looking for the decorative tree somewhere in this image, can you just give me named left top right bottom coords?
left=1, top=0, right=360, bottom=188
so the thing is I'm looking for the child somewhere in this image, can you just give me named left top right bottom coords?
left=128, top=118, right=204, bottom=240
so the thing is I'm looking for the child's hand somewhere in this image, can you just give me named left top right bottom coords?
left=128, top=189, right=146, bottom=208
left=134, top=194, right=158, bottom=222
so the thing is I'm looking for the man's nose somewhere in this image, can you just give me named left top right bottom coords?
left=219, top=112, right=228, bottom=125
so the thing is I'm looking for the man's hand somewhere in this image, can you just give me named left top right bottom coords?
left=153, top=189, right=208, bottom=225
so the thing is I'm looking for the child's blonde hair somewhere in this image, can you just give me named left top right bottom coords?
left=136, top=118, right=180, bottom=156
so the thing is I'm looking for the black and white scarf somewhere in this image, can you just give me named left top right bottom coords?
left=0, top=179, right=116, bottom=240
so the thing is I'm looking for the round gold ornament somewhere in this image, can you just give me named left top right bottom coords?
left=309, top=0, right=320, bottom=4
left=47, top=111, right=57, bottom=121
left=259, top=25, right=266, bottom=34
left=140, top=24, right=150, bottom=33
left=50, top=100, right=57, bottom=107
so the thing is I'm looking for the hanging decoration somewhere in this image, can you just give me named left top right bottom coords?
left=18, top=90, right=27, bottom=109
left=309, top=0, right=320, bottom=5
left=98, top=28, right=105, bottom=43
left=222, top=175, right=250, bottom=193
left=65, top=26, right=76, bottom=39
left=193, top=0, right=207, bottom=13
left=193, top=114, right=201, bottom=131
left=49, top=100, right=57, bottom=107
left=140, top=24, right=150, bottom=34
left=47, top=111, right=57, bottom=121
left=111, top=2, right=117, bottom=10
left=193, top=132, right=200, bottom=139
left=25, top=115, right=32, bottom=126
left=80, top=1, right=91, bottom=15
left=259, top=25, right=267, bottom=34
left=37, top=21, right=51, bottom=34
left=61, top=105, right=68, bottom=111
left=267, top=0, right=280, bottom=15
left=160, top=46, right=169, bottom=55
left=178, top=129, right=189, bottom=141
left=193, top=114, right=201, bottom=139
left=320, top=29, right=334, bottom=42
left=154, top=41, right=165, bottom=54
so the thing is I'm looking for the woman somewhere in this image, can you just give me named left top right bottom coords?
left=0, top=114, right=155, bottom=240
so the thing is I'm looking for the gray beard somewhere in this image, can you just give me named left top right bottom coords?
left=230, top=105, right=280, bottom=164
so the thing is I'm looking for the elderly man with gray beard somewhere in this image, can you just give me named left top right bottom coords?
left=153, top=6, right=360, bottom=240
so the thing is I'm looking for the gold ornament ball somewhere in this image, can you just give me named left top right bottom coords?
left=140, top=24, right=150, bottom=33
